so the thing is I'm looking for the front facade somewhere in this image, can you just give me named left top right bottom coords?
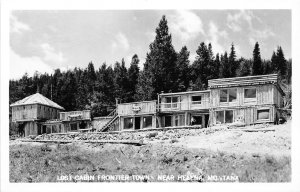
left=101, top=74, right=285, bottom=132
left=159, top=90, right=210, bottom=128
left=208, top=74, right=284, bottom=126
left=10, top=93, right=91, bottom=136
left=11, top=74, right=285, bottom=134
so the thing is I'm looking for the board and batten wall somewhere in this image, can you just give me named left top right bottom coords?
left=11, top=104, right=61, bottom=122
left=11, top=104, right=38, bottom=121
left=210, top=84, right=279, bottom=108
left=117, top=101, right=157, bottom=116
left=160, top=92, right=210, bottom=112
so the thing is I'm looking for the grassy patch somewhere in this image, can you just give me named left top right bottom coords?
left=9, top=143, right=291, bottom=182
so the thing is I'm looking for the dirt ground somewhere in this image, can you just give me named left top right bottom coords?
left=9, top=121, right=291, bottom=182
left=173, top=121, right=291, bottom=157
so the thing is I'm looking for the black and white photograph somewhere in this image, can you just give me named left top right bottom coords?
left=1, top=0, right=300, bottom=191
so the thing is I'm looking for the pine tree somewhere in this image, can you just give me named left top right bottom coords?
left=128, top=54, right=140, bottom=102
left=228, top=43, right=238, bottom=77
left=237, top=58, right=252, bottom=77
left=191, top=42, right=211, bottom=89
left=214, top=53, right=221, bottom=79
left=220, top=52, right=230, bottom=78
left=276, top=46, right=287, bottom=77
left=114, top=59, right=130, bottom=103
left=136, top=15, right=177, bottom=99
left=176, top=46, right=190, bottom=92
left=252, top=42, right=262, bottom=75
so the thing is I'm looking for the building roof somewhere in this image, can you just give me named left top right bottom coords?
left=159, top=90, right=210, bottom=96
left=10, top=93, right=65, bottom=110
left=208, top=74, right=279, bottom=88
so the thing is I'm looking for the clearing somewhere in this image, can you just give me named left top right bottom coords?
left=9, top=121, right=291, bottom=182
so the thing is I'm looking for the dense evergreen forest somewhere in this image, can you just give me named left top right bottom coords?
left=9, top=15, right=292, bottom=117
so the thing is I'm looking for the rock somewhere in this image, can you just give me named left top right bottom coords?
left=147, top=132, right=158, bottom=138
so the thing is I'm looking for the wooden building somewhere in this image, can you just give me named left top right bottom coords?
left=208, top=74, right=284, bottom=126
left=40, top=110, right=92, bottom=134
left=159, top=90, right=210, bottom=128
left=10, top=93, right=65, bottom=136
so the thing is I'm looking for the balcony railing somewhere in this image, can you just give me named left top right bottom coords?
left=159, top=100, right=210, bottom=112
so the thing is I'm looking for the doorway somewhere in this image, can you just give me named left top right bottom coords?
left=204, top=114, right=209, bottom=128
left=135, top=117, right=141, bottom=130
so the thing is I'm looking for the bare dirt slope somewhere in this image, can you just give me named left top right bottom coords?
left=174, top=121, right=291, bottom=157
left=9, top=121, right=291, bottom=182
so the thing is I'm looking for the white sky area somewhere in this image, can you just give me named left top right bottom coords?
left=10, top=10, right=291, bottom=80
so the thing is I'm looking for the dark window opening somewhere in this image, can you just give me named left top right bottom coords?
left=143, top=116, right=152, bottom=129
left=216, top=110, right=233, bottom=124
left=70, top=123, right=77, bottom=131
left=192, top=95, right=202, bottom=104
left=165, top=116, right=172, bottom=127
left=220, top=89, right=237, bottom=102
left=245, top=88, right=256, bottom=99
left=124, top=118, right=133, bottom=129
left=135, top=117, right=141, bottom=130
left=191, top=115, right=202, bottom=126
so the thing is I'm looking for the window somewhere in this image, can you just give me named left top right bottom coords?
left=124, top=118, right=133, bottom=129
left=216, top=111, right=224, bottom=124
left=244, top=88, right=256, bottom=99
left=174, top=114, right=185, bottom=126
left=70, top=123, right=77, bottom=131
left=216, top=110, right=233, bottom=124
left=165, top=96, right=179, bottom=109
left=220, top=89, right=237, bottom=102
left=165, top=116, right=172, bottom=127
left=143, top=116, right=152, bottom=129
left=257, top=109, right=270, bottom=120
left=191, top=115, right=202, bottom=126
left=192, top=95, right=202, bottom=104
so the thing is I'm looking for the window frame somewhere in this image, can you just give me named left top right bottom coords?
left=164, top=96, right=180, bottom=109
left=219, top=88, right=237, bottom=103
left=216, top=110, right=234, bottom=124
left=191, top=95, right=202, bottom=105
left=244, top=87, right=257, bottom=101
left=142, top=116, right=153, bottom=129
left=257, top=108, right=270, bottom=121
left=124, top=117, right=134, bottom=130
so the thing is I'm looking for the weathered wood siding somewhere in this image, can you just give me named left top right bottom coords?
left=59, top=110, right=91, bottom=121
left=210, top=84, right=275, bottom=108
left=117, top=101, right=157, bottom=116
left=37, top=105, right=61, bottom=120
left=160, top=92, right=210, bottom=112
left=11, top=104, right=38, bottom=121
left=24, top=121, right=38, bottom=136
left=210, top=105, right=275, bottom=126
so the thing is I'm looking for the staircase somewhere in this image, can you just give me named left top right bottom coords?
left=98, top=109, right=119, bottom=132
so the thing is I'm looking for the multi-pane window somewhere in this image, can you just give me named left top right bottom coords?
left=124, top=118, right=133, bottom=129
left=143, top=116, right=152, bottom=128
left=244, top=88, right=256, bottom=99
left=192, top=95, right=202, bottom=104
left=220, top=89, right=237, bottom=102
left=165, top=96, right=179, bottom=108
left=257, top=109, right=270, bottom=120
left=216, top=110, right=233, bottom=124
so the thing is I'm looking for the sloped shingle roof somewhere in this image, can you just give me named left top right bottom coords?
left=10, top=93, right=65, bottom=110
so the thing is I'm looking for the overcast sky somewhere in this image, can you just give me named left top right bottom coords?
left=10, top=10, right=291, bottom=80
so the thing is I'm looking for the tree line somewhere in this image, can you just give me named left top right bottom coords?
left=9, top=15, right=292, bottom=117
